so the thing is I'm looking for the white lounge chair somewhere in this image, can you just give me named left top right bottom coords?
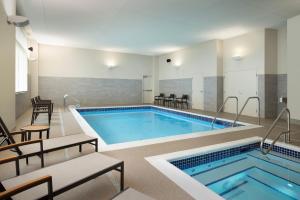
left=0, top=117, right=98, bottom=174
left=0, top=153, right=124, bottom=200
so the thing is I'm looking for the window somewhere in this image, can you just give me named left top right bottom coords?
left=15, top=28, right=28, bottom=93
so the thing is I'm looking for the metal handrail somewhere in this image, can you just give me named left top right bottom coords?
left=260, top=107, right=290, bottom=155
left=232, top=96, right=260, bottom=127
left=211, top=96, right=238, bottom=128
left=63, top=94, right=81, bottom=110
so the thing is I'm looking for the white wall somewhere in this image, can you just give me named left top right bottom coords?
left=264, top=29, right=278, bottom=75
left=38, top=44, right=153, bottom=79
left=223, top=30, right=265, bottom=116
left=287, top=15, right=300, bottom=120
left=152, top=56, right=159, bottom=97
left=0, top=2, right=16, bottom=129
left=223, top=30, right=265, bottom=75
left=277, top=24, right=287, bottom=74
left=158, top=40, right=220, bottom=109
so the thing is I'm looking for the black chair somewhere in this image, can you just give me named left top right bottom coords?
left=154, top=93, right=165, bottom=105
left=176, top=94, right=189, bottom=109
left=37, top=96, right=54, bottom=113
left=164, top=94, right=176, bottom=107
left=31, top=97, right=52, bottom=125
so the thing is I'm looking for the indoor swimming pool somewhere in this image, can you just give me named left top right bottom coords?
left=71, top=106, right=250, bottom=150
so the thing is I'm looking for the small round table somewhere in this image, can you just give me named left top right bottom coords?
left=21, top=125, right=50, bottom=140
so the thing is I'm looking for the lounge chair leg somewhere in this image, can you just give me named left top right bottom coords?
left=95, top=139, right=98, bottom=152
left=79, top=144, right=82, bottom=152
left=26, top=157, right=29, bottom=165
left=48, top=113, right=51, bottom=125
left=15, top=159, right=20, bottom=176
left=120, top=162, right=124, bottom=191
left=40, top=141, right=45, bottom=168
left=28, top=132, right=32, bottom=140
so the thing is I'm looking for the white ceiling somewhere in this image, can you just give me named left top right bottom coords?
left=17, top=0, right=300, bottom=55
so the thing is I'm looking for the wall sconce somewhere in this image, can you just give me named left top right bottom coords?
left=232, top=47, right=245, bottom=61
left=232, top=55, right=243, bottom=61
left=107, top=65, right=117, bottom=69
left=106, top=60, right=117, bottom=69
left=173, top=61, right=181, bottom=68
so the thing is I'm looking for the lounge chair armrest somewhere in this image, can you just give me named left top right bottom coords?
left=0, top=155, right=18, bottom=165
left=0, top=139, right=43, bottom=152
left=10, top=131, right=26, bottom=136
left=0, top=156, right=20, bottom=175
left=0, top=175, right=53, bottom=200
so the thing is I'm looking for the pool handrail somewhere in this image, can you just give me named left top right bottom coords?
left=260, top=107, right=290, bottom=155
left=211, top=96, right=238, bottom=129
left=232, top=96, right=261, bottom=127
left=64, top=94, right=81, bottom=110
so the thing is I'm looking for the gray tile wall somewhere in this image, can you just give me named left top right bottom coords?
left=204, top=76, right=223, bottom=112
left=258, top=74, right=287, bottom=119
left=265, top=74, right=278, bottom=118
left=39, top=76, right=142, bottom=106
left=277, top=74, right=287, bottom=114
left=16, top=75, right=31, bottom=118
left=257, top=75, right=266, bottom=118
left=159, top=78, right=192, bottom=104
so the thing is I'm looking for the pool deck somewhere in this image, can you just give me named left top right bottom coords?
left=0, top=105, right=299, bottom=200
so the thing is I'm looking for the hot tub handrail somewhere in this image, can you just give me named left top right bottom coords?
left=232, top=96, right=261, bottom=127
left=211, top=96, right=238, bottom=129
left=63, top=94, right=81, bottom=110
left=260, top=107, right=290, bottom=155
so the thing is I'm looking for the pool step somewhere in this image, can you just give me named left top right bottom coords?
left=246, top=168, right=300, bottom=199
left=249, top=150, right=300, bottom=172
left=192, top=151, right=300, bottom=186
left=193, top=158, right=253, bottom=185
left=247, top=151, right=300, bottom=185
left=208, top=167, right=300, bottom=200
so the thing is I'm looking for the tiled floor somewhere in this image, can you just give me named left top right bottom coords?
left=0, top=106, right=299, bottom=200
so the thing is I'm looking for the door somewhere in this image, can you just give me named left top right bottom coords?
left=224, top=70, right=258, bottom=117
left=143, top=75, right=153, bottom=104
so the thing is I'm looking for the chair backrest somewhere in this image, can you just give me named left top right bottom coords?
left=37, top=96, right=41, bottom=100
left=160, top=93, right=165, bottom=97
left=182, top=94, right=189, bottom=100
left=0, top=117, right=22, bottom=155
left=170, top=94, right=176, bottom=98
left=31, top=98, right=36, bottom=106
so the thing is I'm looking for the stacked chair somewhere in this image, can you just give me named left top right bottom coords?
left=31, top=96, right=53, bottom=125
left=164, top=94, right=176, bottom=107
left=153, top=93, right=189, bottom=109
left=175, top=94, right=189, bottom=109
left=154, top=93, right=165, bottom=105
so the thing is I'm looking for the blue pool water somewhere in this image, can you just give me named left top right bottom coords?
left=78, top=108, right=227, bottom=144
left=182, top=149, right=300, bottom=200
